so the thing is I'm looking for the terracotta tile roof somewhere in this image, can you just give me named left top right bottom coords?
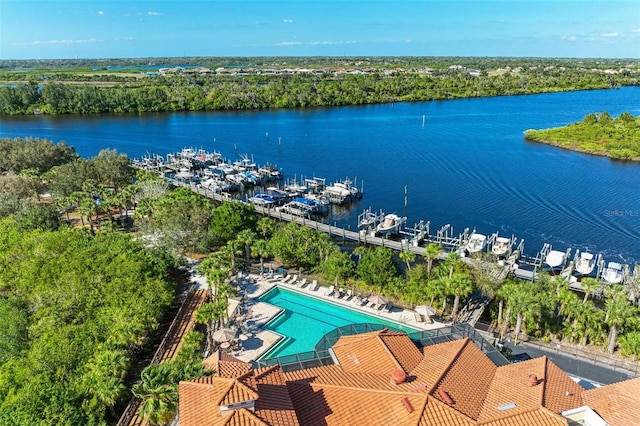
left=180, top=379, right=223, bottom=426
left=540, top=359, right=584, bottom=413
left=181, top=329, right=640, bottom=426
left=220, top=408, right=268, bottom=426
left=251, top=366, right=299, bottom=426
left=478, top=407, right=568, bottom=426
left=419, top=396, right=475, bottom=426
left=431, top=338, right=497, bottom=419
left=411, top=338, right=470, bottom=391
left=287, top=381, right=428, bottom=425
left=180, top=365, right=299, bottom=426
left=332, top=329, right=422, bottom=374
left=203, top=350, right=252, bottom=378
left=479, top=356, right=584, bottom=422
left=581, top=376, right=640, bottom=426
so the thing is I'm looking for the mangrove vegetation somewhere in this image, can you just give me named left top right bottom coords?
left=524, top=112, right=640, bottom=161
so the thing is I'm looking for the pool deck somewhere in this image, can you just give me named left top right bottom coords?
left=225, top=272, right=447, bottom=363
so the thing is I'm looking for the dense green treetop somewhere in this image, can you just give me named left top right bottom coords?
left=0, top=218, right=175, bottom=424
left=1, top=57, right=638, bottom=115
left=524, top=112, right=640, bottom=160
left=0, top=137, right=77, bottom=174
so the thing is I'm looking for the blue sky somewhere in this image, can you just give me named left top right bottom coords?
left=2, top=1, right=639, bottom=60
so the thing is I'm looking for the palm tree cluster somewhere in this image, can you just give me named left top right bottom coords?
left=492, top=275, right=640, bottom=355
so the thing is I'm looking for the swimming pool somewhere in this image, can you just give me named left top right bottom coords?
left=258, top=287, right=419, bottom=359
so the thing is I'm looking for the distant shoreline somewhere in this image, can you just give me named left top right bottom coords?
left=524, top=112, right=640, bottom=162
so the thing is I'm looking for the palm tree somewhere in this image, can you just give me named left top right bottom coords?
left=399, top=250, right=416, bottom=271
left=251, top=239, right=271, bottom=269
left=604, top=287, right=636, bottom=354
left=195, top=302, right=225, bottom=354
left=132, top=363, right=178, bottom=426
left=423, top=243, right=442, bottom=275
left=235, top=229, right=256, bottom=265
left=508, top=282, right=538, bottom=344
left=449, top=272, right=473, bottom=321
left=443, top=251, right=464, bottom=279
left=94, top=375, right=126, bottom=419
left=495, top=279, right=518, bottom=329
left=580, top=277, right=602, bottom=303
left=256, top=216, right=275, bottom=239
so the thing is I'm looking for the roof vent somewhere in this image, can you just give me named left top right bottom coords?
left=528, top=374, right=539, bottom=387
left=438, top=389, right=454, bottom=405
left=390, top=369, right=407, bottom=385
left=401, top=397, right=414, bottom=413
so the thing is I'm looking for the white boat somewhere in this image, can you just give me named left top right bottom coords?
left=545, top=250, right=566, bottom=268
left=602, top=262, right=623, bottom=284
left=466, top=233, right=487, bottom=253
left=376, top=213, right=404, bottom=235
left=322, top=183, right=351, bottom=204
left=283, top=179, right=308, bottom=197
left=249, top=193, right=276, bottom=207
left=574, top=252, right=596, bottom=276
left=358, top=209, right=379, bottom=229
left=276, top=202, right=311, bottom=218
left=492, top=237, right=510, bottom=257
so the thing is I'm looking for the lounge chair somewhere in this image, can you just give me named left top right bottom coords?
left=383, top=302, right=393, bottom=313
left=297, top=278, right=308, bottom=288
left=345, top=289, right=353, bottom=301
left=280, top=275, right=291, bottom=284
left=359, top=297, right=369, bottom=306
left=325, top=285, right=335, bottom=296
left=288, top=274, right=298, bottom=285
left=414, top=312, right=425, bottom=323
left=334, top=288, right=344, bottom=298
left=308, top=280, right=319, bottom=291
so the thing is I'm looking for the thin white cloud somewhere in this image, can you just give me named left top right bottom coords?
left=283, top=19, right=294, bottom=24
left=15, top=38, right=100, bottom=46
left=98, top=10, right=104, bottom=15
left=147, top=11, right=163, bottom=16
left=405, top=39, right=412, bottom=43
left=561, top=35, right=577, bottom=41
left=308, top=40, right=356, bottom=46
left=601, top=32, right=619, bottom=38
left=632, top=29, right=640, bottom=33
left=275, top=41, right=303, bottom=46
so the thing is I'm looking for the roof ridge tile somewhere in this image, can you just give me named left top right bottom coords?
left=427, top=337, right=470, bottom=393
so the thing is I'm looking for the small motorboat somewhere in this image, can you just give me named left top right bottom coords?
left=602, top=262, right=623, bottom=284
left=466, top=233, right=487, bottom=254
left=376, top=213, right=404, bottom=236
left=574, top=251, right=596, bottom=276
left=492, top=237, right=511, bottom=257
left=249, top=193, right=276, bottom=207
left=545, top=250, right=566, bottom=269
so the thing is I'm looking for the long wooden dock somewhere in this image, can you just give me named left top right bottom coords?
left=176, top=180, right=510, bottom=282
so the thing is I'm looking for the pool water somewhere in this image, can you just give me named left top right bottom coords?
left=258, top=287, right=419, bottom=359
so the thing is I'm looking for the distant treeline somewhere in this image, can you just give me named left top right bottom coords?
left=1, top=55, right=638, bottom=71
left=0, top=57, right=638, bottom=115
left=524, top=112, right=640, bottom=161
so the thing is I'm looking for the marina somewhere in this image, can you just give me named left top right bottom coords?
left=3, top=87, right=639, bottom=266
left=134, top=147, right=639, bottom=301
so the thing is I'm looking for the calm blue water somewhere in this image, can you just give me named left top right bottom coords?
left=1, top=87, right=639, bottom=263
left=258, top=287, right=418, bottom=358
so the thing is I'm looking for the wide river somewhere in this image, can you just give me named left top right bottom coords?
left=1, top=87, right=639, bottom=264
